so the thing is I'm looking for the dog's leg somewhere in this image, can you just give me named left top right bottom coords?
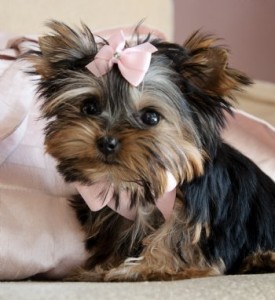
left=103, top=235, right=223, bottom=281
left=238, top=251, right=275, bottom=274
left=104, top=203, right=224, bottom=281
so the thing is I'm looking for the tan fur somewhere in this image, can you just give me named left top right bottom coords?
left=27, top=20, right=96, bottom=78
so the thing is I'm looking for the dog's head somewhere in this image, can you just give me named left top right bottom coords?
left=28, top=21, right=250, bottom=203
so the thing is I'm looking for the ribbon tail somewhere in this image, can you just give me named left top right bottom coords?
left=75, top=182, right=114, bottom=211
left=155, top=188, right=176, bottom=220
left=107, top=189, right=137, bottom=220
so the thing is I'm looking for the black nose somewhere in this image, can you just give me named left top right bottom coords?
left=96, top=136, right=120, bottom=155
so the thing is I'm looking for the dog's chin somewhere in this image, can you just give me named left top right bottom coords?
left=100, top=155, right=120, bottom=166
left=72, top=163, right=143, bottom=191
left=74, top=165, right=160, bottom=200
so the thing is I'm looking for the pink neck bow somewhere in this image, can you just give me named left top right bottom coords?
left=86, top=31, right=157, bottom=86
left=75, top=171, right=177, bottom=221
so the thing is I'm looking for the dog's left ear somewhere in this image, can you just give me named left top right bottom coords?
left=179, top=31, right=251, bottom=97
left=28, top=20, right=97, bottom=79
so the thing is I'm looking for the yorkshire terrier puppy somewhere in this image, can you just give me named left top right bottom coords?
left=27, top=21, right=275, bottom=281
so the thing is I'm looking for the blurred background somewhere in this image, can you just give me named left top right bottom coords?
left=1, top=0, right=274, bottom=123
left=1, top=0, right=274, bottom=82
left=174, top=0, right=275, bottom=84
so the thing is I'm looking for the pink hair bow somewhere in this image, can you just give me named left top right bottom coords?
left=86, top=31, right=157, bottom=86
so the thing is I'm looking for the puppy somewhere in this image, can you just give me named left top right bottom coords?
left=27, top=21, right=275, bottom=281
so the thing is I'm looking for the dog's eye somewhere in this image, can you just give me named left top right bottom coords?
left=81, top=99, right=101, bottom=116
left=140, top=110, right=160, bottom=126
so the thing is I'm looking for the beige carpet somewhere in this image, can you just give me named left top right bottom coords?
left=1, top=274, right=275, bottom=300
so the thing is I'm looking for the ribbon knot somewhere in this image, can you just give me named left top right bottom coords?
left=86, top=30, right=157, bottom=86
left=113, top=51, right=121, bottom=59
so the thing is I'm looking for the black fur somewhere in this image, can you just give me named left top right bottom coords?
left=181, top=143, right=275, bottom=273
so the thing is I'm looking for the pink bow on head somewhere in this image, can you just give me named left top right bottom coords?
left=86, top=31, right=157, bottom=86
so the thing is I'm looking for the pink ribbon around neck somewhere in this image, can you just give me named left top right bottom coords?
left=86, top=30, right=157, bottom=86
left=75, top=172, right=177, bottom=221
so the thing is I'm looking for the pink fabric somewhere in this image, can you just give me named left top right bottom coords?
left=223, top=111, right=275, bottom=180
left=86, top=30, right=157, bottom=86
left=0, top=40, right=89, bottom=280
left=0, top=29, right=274, bottom=280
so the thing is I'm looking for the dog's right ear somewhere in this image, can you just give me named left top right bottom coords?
left=179, top=31, right=251, bottom=98
left=27, top=20, right=97, bottom=79
left=154, top=31, right=251, bottom=98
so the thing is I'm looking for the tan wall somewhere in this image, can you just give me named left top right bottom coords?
left=174, top=0, right=275, bottom=83
left=0, top=0, right=174, bottom=39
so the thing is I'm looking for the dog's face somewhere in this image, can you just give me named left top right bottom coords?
left=28, top=21, right=250, bottom=201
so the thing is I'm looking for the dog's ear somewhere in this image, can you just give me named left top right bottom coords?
left=28, top=20, right=97, bottom=78
left=180, top=31, right=251, bottom=97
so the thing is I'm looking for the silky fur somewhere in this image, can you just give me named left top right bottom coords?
left=27, top=21, right=275, bottom=281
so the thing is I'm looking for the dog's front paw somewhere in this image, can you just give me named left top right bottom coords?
left=239, top=251, right=275, bottom=274
left=104, top=256, right=221, bottom=282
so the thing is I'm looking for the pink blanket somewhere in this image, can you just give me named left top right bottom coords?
left=0, top=32, right=274, bottom=280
